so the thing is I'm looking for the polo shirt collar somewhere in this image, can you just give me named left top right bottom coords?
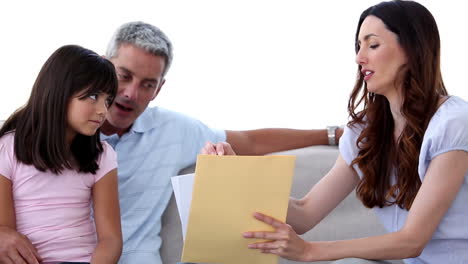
left=129, top=107, right=159, bottom=133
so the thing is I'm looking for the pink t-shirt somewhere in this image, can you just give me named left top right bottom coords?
left=0, top=133, right=117, bottom=263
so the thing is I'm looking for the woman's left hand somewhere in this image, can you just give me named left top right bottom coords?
left=243, top=212, right=313, bottom=262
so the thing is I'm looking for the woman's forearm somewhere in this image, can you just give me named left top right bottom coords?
left=287, top=157, right=359, bottom=235
left=308, top=230, right=423, bottom=262
left=287, top=198, right=317, bottom=234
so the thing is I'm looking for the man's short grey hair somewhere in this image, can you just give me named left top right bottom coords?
left=106, top=21, right=173, bottom=76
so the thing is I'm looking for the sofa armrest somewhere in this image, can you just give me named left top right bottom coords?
left=161, top=193, right=184, bottom=264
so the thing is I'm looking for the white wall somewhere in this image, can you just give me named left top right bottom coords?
left=1, top=0, right=466, bottom=129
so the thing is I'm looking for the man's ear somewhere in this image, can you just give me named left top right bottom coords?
left=151, top=79, right=165, bottom=101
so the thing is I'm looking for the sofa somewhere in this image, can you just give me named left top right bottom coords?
left=0, top=118, right=399, bottom=264
left=161, top=145, right=403, bottom=264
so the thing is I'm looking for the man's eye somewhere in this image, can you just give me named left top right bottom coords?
left=144, top=83, right=156, bottom=89
left=118, top=74, right=130, bottom=80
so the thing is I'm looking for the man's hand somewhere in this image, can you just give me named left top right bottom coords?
left=200, top=141, right=236, bottom=156
left=0, top=227, right=41, bottom=264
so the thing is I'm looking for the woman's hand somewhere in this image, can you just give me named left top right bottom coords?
left=243, top=212, right=315, bottom=262
left=200, top=141, right=236, bottom=156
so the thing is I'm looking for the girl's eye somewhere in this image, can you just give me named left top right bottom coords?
left=105, top=97, right=114, bottom=108
left=89, top=94, right=97, bottom=100
left=370, top=44, right=380, bottom=49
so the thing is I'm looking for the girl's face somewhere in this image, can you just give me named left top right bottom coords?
left=355, top=15, right=407, bottom=97
left=66, top=90, right=112, bottom=143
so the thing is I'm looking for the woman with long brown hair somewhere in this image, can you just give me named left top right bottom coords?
left=237, top=1, right=468, bottom=263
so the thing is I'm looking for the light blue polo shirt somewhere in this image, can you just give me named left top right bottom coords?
left=101, top=106, right=226, bottom=264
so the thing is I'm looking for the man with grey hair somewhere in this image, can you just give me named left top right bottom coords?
left=0, top=21, right=342, bottom=264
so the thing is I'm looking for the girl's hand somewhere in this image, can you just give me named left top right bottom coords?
left=243, top=212, right=314, bottom=262
left=200, top=141, right=236, bottom=156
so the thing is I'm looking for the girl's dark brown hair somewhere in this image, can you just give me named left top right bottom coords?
left=348, top=1, right=447, bottom=209
left=0, top=45, right=118, bottom=174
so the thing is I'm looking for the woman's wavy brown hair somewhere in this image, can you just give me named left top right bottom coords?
left=348, top=1, right=447, bottom=210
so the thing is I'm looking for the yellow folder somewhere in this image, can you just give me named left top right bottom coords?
left=181, top=155, right=296, bottom=264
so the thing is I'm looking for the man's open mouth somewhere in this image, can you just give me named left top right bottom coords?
left=115, top=102, right=133, bottom=112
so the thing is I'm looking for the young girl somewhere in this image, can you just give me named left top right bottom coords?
left=0, top=45, right=122, bottom=264
left=204, top=1, right=468, bottom=263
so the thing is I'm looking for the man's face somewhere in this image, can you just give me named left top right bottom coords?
left=105, top=44, right=166, bottom=133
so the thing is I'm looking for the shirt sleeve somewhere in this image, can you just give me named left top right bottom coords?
left=339, top=124, right=363, bottom=165
left=95, top=141, right=118, bottom=183
left=0, top=134, right=16, bottom=180
left=180, top=116, right=226, bottom=169
left=425, top=111, right=468, bottom=160
left=339, top=123, right=365, bottom=179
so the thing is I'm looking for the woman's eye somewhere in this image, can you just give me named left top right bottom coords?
left=370, top=44, right=380, bottom=49
left=89, top=94, right=97, bottom=100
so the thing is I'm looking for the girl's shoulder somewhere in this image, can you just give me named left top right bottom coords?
left=0, top=132, right=15, bottom=155
left=0, top=132, right=16, bottom=179
left=98, top=141, right=117, bottom=164
left=94, top=141, right=118, bottom=182
left=0, top=131, right=15, bottom=144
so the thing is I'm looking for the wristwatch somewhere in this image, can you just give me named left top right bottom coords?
left=326, top=126, right=339, bottom=146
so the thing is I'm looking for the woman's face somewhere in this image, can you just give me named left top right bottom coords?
left=355, top=15, right=407, bottom=96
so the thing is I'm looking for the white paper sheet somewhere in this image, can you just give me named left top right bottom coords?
left=170, top=173, right=195, bottom=240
